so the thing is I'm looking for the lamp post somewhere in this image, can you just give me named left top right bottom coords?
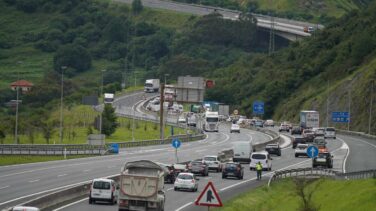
left=14, top=61, right=22, bottom=144
left=347, top=79, right=353, bottom=131
left=132, top=72, right=137, bottom=141
left=369, top=81, right=374, bottom=135
left=59, top=66, right=67, bottom=144
left=100, top=69, right=106, bottom=134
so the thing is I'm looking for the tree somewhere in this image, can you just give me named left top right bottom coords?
left=0, top=130, right=6, bottom=144
left=41, top=121, right=55, bottom=144
left=53, top=44, right=92, bottom=76
left=132, top=0, right=143, bottom=15
left=102, top=104, right=118, bottom=136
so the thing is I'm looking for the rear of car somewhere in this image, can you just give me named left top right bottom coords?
left=230, top=123, right=240, bottom=133
left=189, top=161, right=209, bottom=176
left=249, top=152, right=272, bottom=171
left=174, top=173, right=198, bottom=192
left=279, top=124, right=290, bottom=132
left=203, top=156, right=222, bottom=172
left=291, top=126, right=302, bottom=135
left=303, top=129, right=315, bottom=142
left=292, top=137, right=306, bottom=149
left=222, top=162, right=244, bottom=179
left=264, top=119, right=274, bottom=127
left=325, top=127, right=336, bottom=139
left=265, top=144, right=281, bottom=156
left=295, top=144, right=309, bottom=157
left=313, top=152, right=333, bottom=168
left=12, top=207, right=40, bottom=211
left=89, top=178, right=118, bottom=205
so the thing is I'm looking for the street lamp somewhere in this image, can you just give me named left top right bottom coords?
left=132, top=72, right=137, bottom=141
left=59, top=66, right=67, bottom=144
left=100, top=69, right=106, bottom=134
left=369, top=81, right=374, bottom=135
left=347, top=78, right=353, bottom=131
left=14, top=61, right=22, bottom=144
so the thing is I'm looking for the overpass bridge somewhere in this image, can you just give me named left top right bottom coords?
left=115, top=0, right=324, bottom=41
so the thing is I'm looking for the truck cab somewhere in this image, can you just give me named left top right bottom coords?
left=203, top=111, right=219, bottom=132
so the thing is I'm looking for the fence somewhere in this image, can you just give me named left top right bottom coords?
left=268, top=168, right=376, bottom=186
left=0, top=144, right=107, bottom=155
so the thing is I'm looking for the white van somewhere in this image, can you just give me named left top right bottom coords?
left=325, top=127, right=336, bottom=139
left=233, top=141, right=253, bottom=163
left=89, top=178, right=118, bottom=205
left=249, top=151, right=272, bottom=171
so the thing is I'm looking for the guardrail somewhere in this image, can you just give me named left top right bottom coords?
left=0, top=144, right=107, bottom=155
left=268, top=168, right=376, bottom=187
left=337, top=129, right=376, bottom=140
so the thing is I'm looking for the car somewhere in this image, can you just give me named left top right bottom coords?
left=313, top=137, right=327, bottom=146
left=173, top=163, right=188, bottom=174
left=230, top=123, right=240, bottom=133
left=295, top=143, right=309, bottom=157
left=282, top=121, right=293, bottom=130
left=89, top=178, right=118, bottom=205
left=11, top=207, right=40, bottom=211
left=313, top=128, right=325, bottom=137
left=174, top=173, right=199, bottom=192
left=203, top=155, right=222, bottom=172
left=158, top=163, right=176, bottom=184
left=222, top=162, right=244, bottom=179
left=304, top=26, right=315, bottom=33
left=279, top=124, right=290, bottom=132
left=264, top=119, right=274, bottom=127
left=249, top=151, right=272, bottom=171
left=292, top=137, right=307, bottom=149
left=302, top=129, right=315, bottom=142
left=189, top=160, right=209, bottom=176
left=178, top=114, right=186, bottom=124
left=255, top=120, right=264, bottom=127
left=291, top=126, right=302, bottom=135
left=265, top=144, right=281, bottom=156
left=324, top=127, right=336, bottom=139
left=313, top=152, right=333, bottom=168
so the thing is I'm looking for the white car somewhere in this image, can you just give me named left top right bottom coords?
left=203, top=155, right=222, bottom=172
left=12, top=207, right=40, bottom=211
left=230, top=123, right=240, bottom=133
left=178, top=115, right=186, bottom=124
left=89, top=178, right=118, bottom=205
left=249, top=151, right=272, bottom=171
left=295, top=144, right=309, bottom=157
left=279, top=124, right=290, bottom=132
left=264, top=119, right=274, bottom=127
left=174, top=173, right=198, bottom=192
left=324, top=127, right=336, bottom=139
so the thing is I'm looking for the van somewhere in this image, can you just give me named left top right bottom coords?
left=89, top=178, right=118, bottom=205
left=324, top=127, right=336, bottom=139
left=233, top=141, right=253, bottom=163
left=249, top=151, right=272, bottom=171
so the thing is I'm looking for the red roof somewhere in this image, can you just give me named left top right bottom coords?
left=10, top=80, right=33, bottom=87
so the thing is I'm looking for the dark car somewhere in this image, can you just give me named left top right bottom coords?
left=291, top=127, right=302, bottom=135
left=222, top=162, right=244, bottom=179
left=292, top=137, right=307, bottom=149
left=189, top=160, right=209, bottom=176
left=265, top=144, right=281, bottom=156
left=158, top=163, right=176, bottom=184
left=313, top=152, right=333, bottom=168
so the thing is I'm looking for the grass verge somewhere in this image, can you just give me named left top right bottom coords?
left=216, top=178, right=376, bottom=211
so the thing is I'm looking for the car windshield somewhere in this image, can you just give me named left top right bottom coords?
left=204, top=157, right=216, bottom=161
left=251, top=154, right=266, bottom=159
left=206, top=117, right=218, bottom=122
left=318, top=153, right=329, bottom=158
left=177, top=174, right=193, bottom=180
left=93, top=181, right=111, bottom=190
left=326, top=128, right=335, bottom=132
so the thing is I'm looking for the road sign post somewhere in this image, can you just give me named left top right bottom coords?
left=172, top=138, right=181, bottom=163
left=307, top=145, right=319, bottom=169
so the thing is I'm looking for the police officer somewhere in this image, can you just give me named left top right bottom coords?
left=256, top=161, right=263, bottom=180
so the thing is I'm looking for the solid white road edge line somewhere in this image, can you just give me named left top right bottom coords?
left=28, top=179, right=40, bottom=183
left=175, top=202, right=193, bottom=211
left=0, top=186, right=10, bottom=190
left=52, top=197, right=88, bottom=211
left=337, top=137, right=350, bottom=173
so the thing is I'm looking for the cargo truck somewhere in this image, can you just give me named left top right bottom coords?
left=203, top=111, right=219, bottom=132
left=144, top=79, right=160, bottom=93
left=104, top=93, right=114, bottom=104
left=300, top=110, right=319, bottom=129
left=118, top=160, right=167, bottom=211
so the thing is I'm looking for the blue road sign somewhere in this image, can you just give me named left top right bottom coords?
left=172, top=138, right=181, bottom=149
left=332, top=112, right=349, bottom=123
left=109, top=143, right=119, bottom=154
left=253, top=101, right=264, bottom=114
left=307, top=146, right=319, bottom=158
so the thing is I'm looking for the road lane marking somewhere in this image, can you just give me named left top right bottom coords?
left=337, top=137, right=350, bottom=173
left=57, top=174, right=67, bottom=177
left=246, top=133, right=253, bottom=143
left=83, top=169, right=91, bottom=172
left=195, top=149, right=207, bottom=153
left=29, top=179, right=40, bottom=183
left=52, top=197, right=88, bottom=211
left=176, top=202, right=193, bottom=211
left=0, top=186, right=10, bottom=190
left=167, top=187, right=174, bottom=191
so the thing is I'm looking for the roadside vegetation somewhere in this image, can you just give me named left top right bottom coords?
left=216, top=178, right=376, bottom=211
left=0, top=155, right=94, bottom=166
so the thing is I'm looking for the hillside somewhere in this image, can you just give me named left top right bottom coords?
left=206, top=1, right=376, bottom=133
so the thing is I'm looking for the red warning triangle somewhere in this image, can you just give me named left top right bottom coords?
left=195, top=181, right=223, bottom=207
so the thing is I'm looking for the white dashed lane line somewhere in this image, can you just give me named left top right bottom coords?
left=29, top=179, right=40, bottom=183
left=0, top=186, right=10, bottom=190
left=57, top=174, right=67, bottom=177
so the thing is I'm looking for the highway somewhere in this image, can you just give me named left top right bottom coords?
left=1, top=91, right=376, bottom=211
left=114, top=0, right=319, bottom=39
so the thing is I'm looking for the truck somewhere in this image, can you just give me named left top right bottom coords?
left=104, top=93, right=114, bottom=104
left=186, top=112, right=197, bottom=127
left=300, top=110, right=319, bottom=129
left=144, top=79, right=160, bottom=93
left=118, top=160, right=167, bottom=211
left=203, top=111, right=219, bottom=132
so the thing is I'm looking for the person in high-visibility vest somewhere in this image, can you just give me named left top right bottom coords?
left=256, top=162, right=263, bottom=180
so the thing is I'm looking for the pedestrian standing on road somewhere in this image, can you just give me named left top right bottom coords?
left=256, top=161, right=263, bottom=180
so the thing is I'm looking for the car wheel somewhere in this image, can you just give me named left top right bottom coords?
left=250, top=167, right=252, bottom=171
left=295, top=154, right=298, bottom=158
left=174, top=187, right=178, bottom=191
left=222, top=174, right=226, bottom=179
left=334, top=137, right=336, bottom=139
left=111, top=196, right=115, bottom=205
left=89, top=197, right=93, bottom=204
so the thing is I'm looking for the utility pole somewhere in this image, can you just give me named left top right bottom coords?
left=100, top=69, right=106, bottom=135
left=59, top=66, right=67, bottom=144
left=14, top=61, right=22, bottom=144
left=268, top=0, right=275, bottom=56
left=326, top=80, right=329, bottom=127
left=160, top=84, right=165, bottom=140
left=348, top=80, right=352, bottom=131
left=132, top=72, right=136, bottom=141
left=369, top=81, right=374, bottom=135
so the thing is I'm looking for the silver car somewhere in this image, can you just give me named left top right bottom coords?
left=174, top=173, right=199, bottom=192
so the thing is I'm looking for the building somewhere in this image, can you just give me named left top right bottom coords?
left=10, top=80, right=33, bottom=93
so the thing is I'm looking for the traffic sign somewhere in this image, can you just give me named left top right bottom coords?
left=332, top=112, right=349, bottom=123
left=253, top=101, right=264, bottom=114
left=195, top=181, right=223, bottom=207
left=307, top=146, right=319, bottom=158
left=233, top=109, right=239, bottom=115
left=172, top=138, right=181, bottom=149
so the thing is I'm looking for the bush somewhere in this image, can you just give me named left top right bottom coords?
left=15, top=0, right=39, bottom=13
left=53, top=44, right=92, bottom=74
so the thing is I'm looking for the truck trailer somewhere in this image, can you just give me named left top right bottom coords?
left=300, top=110, right=319, bottom=129
left=144, top=79, right=160, bottom=93
left=118, top=160, right=167, bottom=211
